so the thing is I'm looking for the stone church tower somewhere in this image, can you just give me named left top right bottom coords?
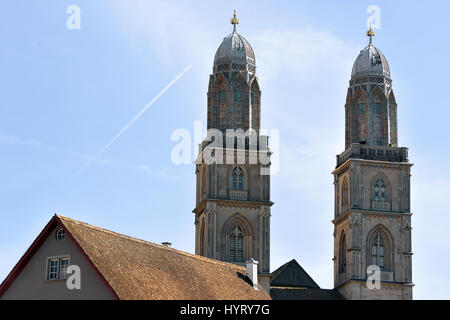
left=193, top=12, right=273, bottom=291
left=332, top=27, right=413, bottom=299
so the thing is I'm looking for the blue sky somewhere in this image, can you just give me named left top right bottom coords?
left=0, top=0, right=449, bottom=299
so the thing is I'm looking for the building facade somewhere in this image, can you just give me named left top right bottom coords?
left=193, top=12, right=273, bottom=291
left=0, top=215, right=269, bottom=299
left=332, top=27, right=414, bottom=300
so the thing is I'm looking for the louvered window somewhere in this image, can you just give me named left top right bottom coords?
left=371, top=233, right=385, bottom=271
left=229, top=226, right=244, bottom=262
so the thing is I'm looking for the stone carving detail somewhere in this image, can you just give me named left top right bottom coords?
left=217, top=63, right=230, bottom=71
left=232, top=63, right=246, bottom=70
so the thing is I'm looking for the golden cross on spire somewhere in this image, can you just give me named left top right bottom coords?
left=230, top=10, right=239, bottom=32
left=366, top=22, right=375, bottom=45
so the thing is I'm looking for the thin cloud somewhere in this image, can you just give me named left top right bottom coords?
left=75, top=64, right=192, bottom=176
left=136, top=165, right=180, bottom=182
left=0, top=133, right=42, bottom=147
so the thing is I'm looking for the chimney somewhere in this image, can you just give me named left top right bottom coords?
left=246, top=258, right=259, bottom=290
left=161, top=242, right=172, bottom=248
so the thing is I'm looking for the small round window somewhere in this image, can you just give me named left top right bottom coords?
left=55, top=228, right=65, bottom=240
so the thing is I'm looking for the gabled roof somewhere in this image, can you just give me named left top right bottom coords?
left=0, top=215, right=270, bottom=300
left=270, top=259, right=320, bottom=289
left=270, top=259, right=345, bottom=300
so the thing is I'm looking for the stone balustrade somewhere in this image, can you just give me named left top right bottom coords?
left=337, top=143, right=408, bottom=168
left=229, top=190, right=248, bottom=201
left=380, top=271, right=394, bottom=282
left=371, top=201, right=391, bottom=211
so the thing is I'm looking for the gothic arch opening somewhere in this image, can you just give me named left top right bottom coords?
left=199, top=218, right=206, bottom=256
left=369, top=86, right=388, bottom=146
left=338, top=232, right=347, bottom=275
left=221, top=214, right=253, bottom=263
left=354, top=89, right=369, bottom=144
left=366, top=225, right=393, bottom=272
left=388, top=90, right=398, bottom=146
left=229, top=165, right=248, bottom=192
left=370, top=173, right=391, bottom=202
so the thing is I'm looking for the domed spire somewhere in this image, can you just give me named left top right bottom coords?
left=351, top=27, right=390, bottom=79
left=213, top=10, right=256, bottom=79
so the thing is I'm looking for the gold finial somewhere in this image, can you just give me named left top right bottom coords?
left=230, top=10, right=239, bottom=32
left=366, top=22, right=375, bottom=45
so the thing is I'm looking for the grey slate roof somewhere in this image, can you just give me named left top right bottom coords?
left=351, top=44, right=390, bottom=78
left=270, top=259, right=320, bottom=288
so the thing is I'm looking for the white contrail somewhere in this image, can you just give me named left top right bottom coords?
left=75, top=64, right=192, bottom=175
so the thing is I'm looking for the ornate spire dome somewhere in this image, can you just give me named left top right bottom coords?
left=351, top=26, right=390, bottom=78
left=344, top=26, right=398, bottom=149
left=213, top=10, right=256, bottom=78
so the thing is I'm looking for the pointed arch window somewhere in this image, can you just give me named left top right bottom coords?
left=229, top=225, right=244, bottom=262
left=374, top=179, right=386, bottom=201
left=371, top=232, right=385, bottom=271
left=232, top=167, right=244, bottom=191
left=199, top=219, right=206, bottom=256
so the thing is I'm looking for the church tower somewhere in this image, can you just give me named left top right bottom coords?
left=193, top=11, right=273, bottom=291
left=332, top=27, right=413, bottom=299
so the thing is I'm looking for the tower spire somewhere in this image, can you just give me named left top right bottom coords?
left=230, top=10, right=239, bottom=32
left=366, top=22, right=375, bottom=45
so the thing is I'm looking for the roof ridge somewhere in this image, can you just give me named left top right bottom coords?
left=56, top=214, right=247, bottom=271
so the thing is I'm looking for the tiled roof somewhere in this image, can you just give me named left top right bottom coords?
left=56, top=215, right=270, bottom=300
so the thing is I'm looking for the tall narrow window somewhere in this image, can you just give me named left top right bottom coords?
left=232, top=167, right=244, bottom=191
left=342, top=178, right=349, bottom=211
left=371, top=233, right=385, bottom=271
left=339, top=234, right=347, bottom=274
left=234, top=90, right=242, bottom=102
left=229, top=225, right=244, bottom=262
left=60, top=258, right=69, bottom=279
left=219, top=90, right=227, bottom=102
left=358, top=103, right=366, bottom=114
left=372, top=103, right=381, bottom=114
left=238, top=173, right=243, bottom=191
left=200, top=220, right=205, bottom=256
left=48, top=259, right=59, bottom=280
left=374, top=179, right=386, bottom=201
